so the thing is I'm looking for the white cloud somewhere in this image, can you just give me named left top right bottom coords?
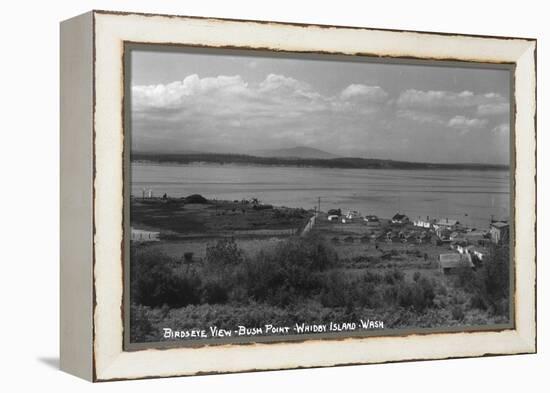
left=133, top=74, right=390, bottom=122
left=477, top=102, right=509, bottom=116
left=396, top=110, right=445, bottom=125
left=396, top=89, right=507, bottom=110
left=132, top=74, right=390, bottom=153
left=260, top=74, right=309, bottom=93
left=132, top=74, right=251, bottom=110
left=459, top=90, right=474, bottom=97
left=492, top=123, right=510, bottom=135
left=448, top=115, right=488, bottom=130
left=397, top=89, right=468, bottom=108
left=131, top=75, right=509, bottom=163
left=395, top=89, right=509, bottom=134
left=340, top=84, right=388, bottom=102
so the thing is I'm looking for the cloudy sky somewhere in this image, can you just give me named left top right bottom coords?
left=130, top=48, right=511, bottom=164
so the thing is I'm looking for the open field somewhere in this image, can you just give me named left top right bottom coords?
left=131, top=196, right=312, bottom=239
left=145, top=238, right=285, bottom=261
left=131, top=196, right=311, bottom=262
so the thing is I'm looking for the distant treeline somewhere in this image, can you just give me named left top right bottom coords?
left=131, top=152, right=509, bottom=171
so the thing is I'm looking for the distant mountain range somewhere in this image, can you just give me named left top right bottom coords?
left=253, top=146, right=338, bottom=160
left=132, top=149, right=508, bottom=171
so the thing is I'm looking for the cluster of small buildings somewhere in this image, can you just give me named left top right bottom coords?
left=413, top=215, right=510, bottom=274
left=411, top=215, right=509, bottom=245
left=328, top=210, right=379, bottom=224
left=326, top=208, right=510, bottom=275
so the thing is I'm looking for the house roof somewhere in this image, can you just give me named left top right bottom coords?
left=491, top=221, right=509, bottom=229
left=465, top=230, right=486, bottom=237
left=439, top=253, right=474, bottom=268
left=392, top=213, right=407, bottom=220
left=131, top=228, right=160, bottom=236
left=436, top=219, right=459, bottom=226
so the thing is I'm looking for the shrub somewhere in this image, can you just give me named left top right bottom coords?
left=470, top=293, right=488, bottom=310
left=305, top=234, right=340, bottom=271
left=417, top=277, right=436, bottom=307
left=316, top=269, right=437, bottom=312
left=451, top=305, right=465, bottom=321
left=202, top=280, right=229, bottom=304
left=238, top=251, right=281, bottom=302
left=455, top=266, right=477, bottom=292
left=239, top=234, right=338, bottom=304
left=453, top=244, right=510, bottom=317
left=362, top=271, right=383, bottom=284
left=354, top=278, right=384, bottom=308
left=319, top=271, right=351, bottom=308
left=185, top=194, right=208, bottom=204
left=436, top=282, right=448, bottom=296
left=272, top=233, right=338, bottom=273
left=205, top=238, right=244, bottom=273
left=397, top=277, right=435, bottom=311
left=384, top=268, right=405, bottom=285
left=130, top=248, right=202, bottom=307
left=480, top=244, right=510, bottom=310
left=130, top=304, right=155, bottom=342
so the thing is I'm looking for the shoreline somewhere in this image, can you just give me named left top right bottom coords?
left=131, top=195, right=501, bottom=237
left=130, top=156, right=510, bottom=172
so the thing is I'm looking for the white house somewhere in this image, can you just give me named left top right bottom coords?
left=413, top=217, right=433, bottom=229
left=490, top=221, right=510, bottom=244
left=471, top=247, right=488, bottom=261
left=434, top=218, right=460, bottom=231
left=131, top=228, right=160, bottom=242
left=439, top=253, right=474, bottom=274
left=449, top=231, right=467, bottom=242
left=456, top=244, right=474, bottom=255
left=391, top=213, right=409, bottom=225
left=345, top=210, right=361, bottom=220
left=464, top=230, right=487, bottom=243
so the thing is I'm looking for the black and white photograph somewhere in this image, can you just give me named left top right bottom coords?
left=1, top=0, right=544, bottom=388
left=127, top=46, right=513, bottom=345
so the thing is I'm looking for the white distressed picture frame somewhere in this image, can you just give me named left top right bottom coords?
left=60, top=10, right=536, bottom=381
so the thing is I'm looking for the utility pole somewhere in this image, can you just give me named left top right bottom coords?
left=317, top=197, right=321, bottom=214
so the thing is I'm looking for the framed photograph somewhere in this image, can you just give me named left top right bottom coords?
left=60, top=10, right=536, bottom=381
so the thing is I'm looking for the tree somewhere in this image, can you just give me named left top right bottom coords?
left=205, top=238, right=244, bottom=273
left=479, top=244, right=510, bottom=315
